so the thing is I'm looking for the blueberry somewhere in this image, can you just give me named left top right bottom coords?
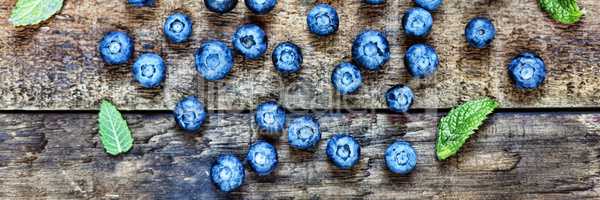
left=326, top=134, right=361, bottom=169
left=195, top=40, right=234, bottom=81
left=272, top=42, right=303, bottom=74
left=163, top=12, right=193, bottom=44
left=287, top=116, right=321, bottom=150
left=232, top=24, right=268, bottom=60
left=245, top=0, right=277, bottom=14
left=385, top=140, right=417, bottom=175
left=255, top=101, right=286, bottom=133
left=174, top=96, right=207, bottom=133
left=352, top=30, right=391, bottom=71
left=331, top=62, right=362, bottom=95
left=210, top=154, right=245, bottom=192
left=365, top=0, right=385, bottom=5
left=204, top=0, right=238, bottom=14
left=132, top=53, right=166, bottom=88
left=508, top=52, right=547, bottom=90
left=128, top=0, right=155, bottom=7
left=404, top=43, right=439, bottom=78
left=414, top=0, right=442, bottom=11
left=385, top=85, right=414, bottom=113
left=465, top=17, right=496, bottom=49
left=98, top=31, right=134, bottom=65
left=306, top=4, right=339, bottom=36
left=247, top=141, right=278, bottom=175
left=402, top=7, right=433, bottom=38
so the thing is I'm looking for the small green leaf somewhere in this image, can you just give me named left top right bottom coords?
left=436, top=98, right=498, bottom=160
left=9, top=0, right=64, bottom=26
left=539, top=0, right=583, bottom=24
left=98, top=100, right=133, bottom=156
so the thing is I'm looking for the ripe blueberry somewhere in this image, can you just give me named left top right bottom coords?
left=465, top=17, right=496, bottom=49
left=195, top=40, right=234, bottom=81
left=174, top=96, right=207, bottom=133
left=508, top=52, right=547, bottom=90
left=163, top=12, right=193, bottom=44
left=245, top=0, right=277, bottom=14
left=272, top=42, right=303, bottom=74
left=255, top=101, right=286, bottom=133
left=326, top=134, right=361, bottom=169
left=306, top=4, right=339, bottom=36
left=132, top=53, right=165, bottom=88
left=352, top=30, right=391, bottom=71
left=385, top=85, right=414, bottom=113
left=385, top=140, right=417, bottom=175
left=128, top=0, right=155, bottom=7
left=247, top=141, right=278, bottom=175
left=98, top=31, right=134, bottom=65
left=287, top=116, right=321, bottom=150
left=365, top=0, right=385, bottom=5
left=405, top=43, right=439, bottom=78
left=204, top=0, right=238, bottom=14
left=414, top=0, right=442, bottom=11
left=331, top=62, right=362, bottom=95
left=232, top=24, right=268, bottom=60
left=210, top=154, right=245, bottom=192
left=402, top=7, right=433, bottom=38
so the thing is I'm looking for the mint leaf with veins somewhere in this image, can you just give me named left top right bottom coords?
left=9, top=0, right=63, bottom=26
left=436, top=98, right=498, bottom=160
left=539, top=0, right=583, bottom=24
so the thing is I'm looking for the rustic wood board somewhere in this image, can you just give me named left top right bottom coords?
left=0, top=112, right=598, bottom=199
left=0, top=0, right=599, bottom=110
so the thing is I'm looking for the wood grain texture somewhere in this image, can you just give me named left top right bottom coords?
left=0, top=112, right=599, bottom=199
left=1, top=0, right=599, bottom=111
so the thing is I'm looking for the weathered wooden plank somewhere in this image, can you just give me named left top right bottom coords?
left=1, top=0, right=599, bottom=111
left=0, top=112, right=598, bottom=199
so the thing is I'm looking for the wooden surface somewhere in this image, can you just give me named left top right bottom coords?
left=1, top=0, right=600, bottom=110
left=0, top=112, right=599, bottom=199
left=2, top=0, right=600, bottom=199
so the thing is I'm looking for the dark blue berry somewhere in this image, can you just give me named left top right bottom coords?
left=174, top=96, right=207, bottom=133
left=385, top=85, right=414, bottom=113
left=352, top=30, right=391, bottom=71
left=508, top=52, right=547, bottom=90
left=163, top=12, right=193, bottom=44
left=132, top=53, right=165, bottom=88
left=326, top=134, right=361, bottom=169
left=331, top=62, right=362, bottom=95
left=204, top=0, right=238, bottom=14
left=247, top=141, right=278, bottom=175
left=245, top=0, right=277, bottom=14
left=385, top=140, right=417, bottom=175
left=210, top=154, right=245, bottom=192
left=365, top=0, right=385, bottom=5
left=404, top=43, right=439, bottom=78
left=255, top=101, right=286, bottom=133
left=272, top=42, right=303, bottom=74
left=98, top=31, right=134, bottom=65
left=287, top=116, right=321, bottom=150
left=128, top=0, right=155, bottom=7
left=306, top=4, right=339, bottom=36
left=402, top=7, right=433, bottom=38
left=465, top=17, right=496, bottom=49
left=195, top=40, right=234, bottom=81
left=414, top=0, right=442, bottom=11
left=232, top=24, right=268, bottom=60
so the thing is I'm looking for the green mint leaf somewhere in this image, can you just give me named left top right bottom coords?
left=9, top=0, right=64, bottom=26
left=98, top=100, right=133, bottom=156
left=436, top=98, right=498, bottom=160
left=539, top=0, right=583, bottom=24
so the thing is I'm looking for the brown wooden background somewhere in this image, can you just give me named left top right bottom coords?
left=0, top=0, right=599, bottom=199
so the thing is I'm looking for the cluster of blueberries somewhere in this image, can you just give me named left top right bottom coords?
left=97, top=0, right=549, bottom=193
